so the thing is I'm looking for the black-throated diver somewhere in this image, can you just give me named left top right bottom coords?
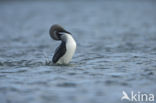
left=49, top=24, right=76, bottom=64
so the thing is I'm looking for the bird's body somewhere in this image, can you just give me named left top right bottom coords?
left=56, top=33, right=76, bottom=64
left=49, top=24, right=76, bottom=64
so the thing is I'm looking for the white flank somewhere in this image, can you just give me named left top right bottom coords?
left=57, top=34, right=76, bottom=64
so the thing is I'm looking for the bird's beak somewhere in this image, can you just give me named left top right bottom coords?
left=57, top=32, right=66, bottom=40
left=58, top=32, right=66, bottom=35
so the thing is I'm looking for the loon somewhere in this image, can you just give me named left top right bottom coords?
left=49, top=24, right=76, bottom=64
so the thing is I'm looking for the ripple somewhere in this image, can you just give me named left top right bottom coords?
left=105, top=80, right=129, bottom=86
left=0, top=60, right=45, bottom=67
left=56, top=82, right=77, bottom=87
left=0, top=74, right=6, bottom=78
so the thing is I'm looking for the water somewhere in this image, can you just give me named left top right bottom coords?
left=0, top=0, right=156, bottom=103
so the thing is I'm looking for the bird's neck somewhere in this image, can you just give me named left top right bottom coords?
left=66, top=34, right=74, bottom=43
left=62, top=34, right=76, bottom=50
left=61, top=33, right=74, bottom=43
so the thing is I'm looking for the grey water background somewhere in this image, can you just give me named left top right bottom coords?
left=0, top=0, right=156, bottom=103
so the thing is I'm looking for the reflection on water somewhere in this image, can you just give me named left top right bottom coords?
left=0, top=0, right=156, bottom=103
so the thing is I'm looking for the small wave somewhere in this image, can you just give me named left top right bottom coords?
left=56, top=82, right=77, bottom=87
left=0, top=60, right=44, bottom=67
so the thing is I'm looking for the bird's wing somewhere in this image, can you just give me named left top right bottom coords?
left=52, top=42, right=66, bottom=63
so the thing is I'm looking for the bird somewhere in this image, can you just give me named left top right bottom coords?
left=49, top=24, right=76, bottom=64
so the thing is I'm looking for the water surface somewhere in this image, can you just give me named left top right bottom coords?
left=0, top=0, right=156, bottom=103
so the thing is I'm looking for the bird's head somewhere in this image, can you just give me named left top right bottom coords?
left=49, top=24, right=71, bottom=40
